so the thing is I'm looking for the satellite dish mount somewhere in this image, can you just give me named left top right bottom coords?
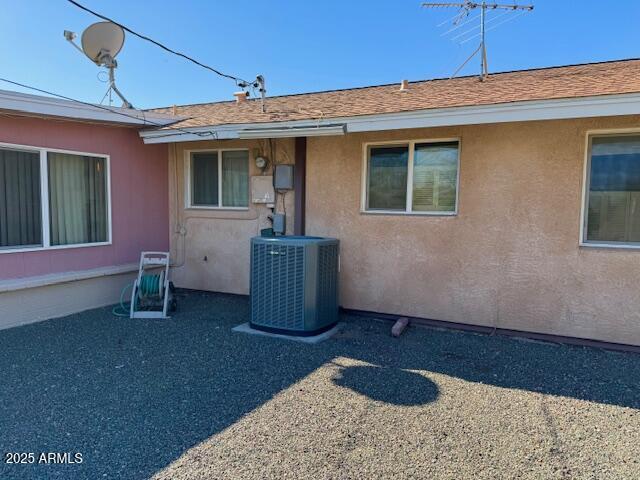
left=64, top=21, right=133, bottom=109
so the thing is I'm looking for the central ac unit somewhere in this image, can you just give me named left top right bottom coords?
left=250, top=236, right=339, bottom=336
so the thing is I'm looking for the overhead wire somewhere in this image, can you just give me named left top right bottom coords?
left=65, top=0, right=252, bottom=87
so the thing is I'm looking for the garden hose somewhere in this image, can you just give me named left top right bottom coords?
left=138, top=273, right=164, bottom=299
left=111, top=272, right=164, bottom=317
left=112, top=283, right=133, bottom=317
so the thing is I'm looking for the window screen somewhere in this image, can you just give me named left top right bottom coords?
left=222, top=150, right=249, bottom=207
left=367, top=145, right=408, bottom=210
left=586, top=135, right=640, bottom=244
left=412, top=142, right=458, bottom=212
left=191, top=152, right=219, bottom=206
left=365, top=141, right=459, bottom=213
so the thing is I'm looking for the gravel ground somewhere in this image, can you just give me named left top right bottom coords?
left=0, top=290, right=638, bottom=480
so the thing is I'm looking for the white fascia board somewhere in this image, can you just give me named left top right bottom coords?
left=139, top=93, right=640, bottom=144
left=0, top=89, right=182, bottom=126
left=139, top=123, right=242, bottom=143
left=346, top=93, right=640, bottom=132
left=237, top=124, right=346, bottom=139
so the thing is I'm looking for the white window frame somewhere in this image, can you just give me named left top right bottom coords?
left=361, top=138, right=460, bottom=216
left=0, top=141, right=112, bottom=254
left=184, top=148, right=250, bottom=210
left=580, top=128, right=640, bottom=250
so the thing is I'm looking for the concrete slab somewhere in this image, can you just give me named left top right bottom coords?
left=232, top=322, right=343, bottom=344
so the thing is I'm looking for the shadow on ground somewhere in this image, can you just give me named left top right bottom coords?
left=332, top=365, right=439, bottom=406
left=0, top=290, right=638, bottom=479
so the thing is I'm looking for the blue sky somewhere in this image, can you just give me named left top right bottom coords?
left=1, top=0, right=639, bottom=109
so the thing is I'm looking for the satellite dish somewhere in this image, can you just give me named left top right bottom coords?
left=64, top=21, right=133, bottom=109
left=81, top=21, right=125, bottom=65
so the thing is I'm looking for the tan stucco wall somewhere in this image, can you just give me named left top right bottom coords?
left=169, top=116, right=640, bottom=346
left=306, top=116, right=640, bottom=346
left=168, top=138, right=295, bottom=294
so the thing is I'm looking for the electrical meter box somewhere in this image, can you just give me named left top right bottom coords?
left=274, top=164, right=294, bottom=190
left=251, top=175, right=275, bottom=204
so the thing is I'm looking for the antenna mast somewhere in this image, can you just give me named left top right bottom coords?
left=422, top=1, right=533, bottom=81
left=101, top=55, right=132, bottom=109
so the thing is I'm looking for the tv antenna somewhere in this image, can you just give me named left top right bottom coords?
left=238, top=74, right=267, bottom=113
left=64, top=21, right=134, bottom=108
left=422, top=2, right=533, bottom=81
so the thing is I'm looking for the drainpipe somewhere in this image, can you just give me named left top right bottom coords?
left=294, top=137, right=307, bottom=235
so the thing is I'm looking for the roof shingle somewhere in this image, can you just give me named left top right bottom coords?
left=151, top=59, right=640, bottom=129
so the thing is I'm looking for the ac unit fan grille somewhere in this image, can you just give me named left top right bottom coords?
left=317, top=244, right=338, bottom=323
left=251, top=242, right=305, bottom=330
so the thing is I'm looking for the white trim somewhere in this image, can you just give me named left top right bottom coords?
left=580, top=242, right=640, bottom=250
left=578, top=133, right=590, bottom=247
left=0, top=263, right=138, bottom=293
left=361, top=138, right=460, bottom=216
left=0, top=88, right=181, bottom=126
left=237, top=124, right=346, bottom=139
left=185, top=206, right=250, bottom=212
left=217, top=150, right=223, bottom=207
left=360, top=141, right=368, bottom=213
left=0, top=141, right=112, bottom=254
left=406, top=143, right=415, bottom=213
left=139, top=93, right=640, bottom=144
left=0, top=241, right=112, bottom=255
left=360, top=210, right=458, bottom=217
left=39, top=149, right=50, bottom=248
left=184, top=147, right=251, bottom=210
left=106, top=149, right=113, bottom=245
left=579, top=128, right=640, bottom=250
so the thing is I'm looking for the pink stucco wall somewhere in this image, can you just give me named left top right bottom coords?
left=0, top=115, right=168, bottom=280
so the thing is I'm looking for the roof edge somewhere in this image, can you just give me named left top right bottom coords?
left=0, top=89, right=184, bottom=127
left=140, top=92, right=640, bottom=143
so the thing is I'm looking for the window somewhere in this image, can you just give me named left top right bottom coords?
left=48, top=152, right=107, bottom=246
left=192, top=152, right=218, bottom=206
left=364, top=140, right=459, bottom=214
left=0, top=144, right=109, bottom=252
left=367, top=146, right=408, bottom=210
left=584, top=134, right=640, bottom=246
left=189, top=150, right=249, bottom=208
left=0, top=148, right=42, bottom=248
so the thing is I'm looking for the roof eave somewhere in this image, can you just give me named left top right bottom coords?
left=139, top=92, right=640, bottom=144
left=0, top=89, right=183, bottom=127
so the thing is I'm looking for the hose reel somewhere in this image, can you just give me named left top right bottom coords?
left=137, top=272, right=164, bottom=300
left=130, top=252, right=176, bottom=319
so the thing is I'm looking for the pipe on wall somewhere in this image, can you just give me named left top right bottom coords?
left=294, top=137, right=307, bottom=235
